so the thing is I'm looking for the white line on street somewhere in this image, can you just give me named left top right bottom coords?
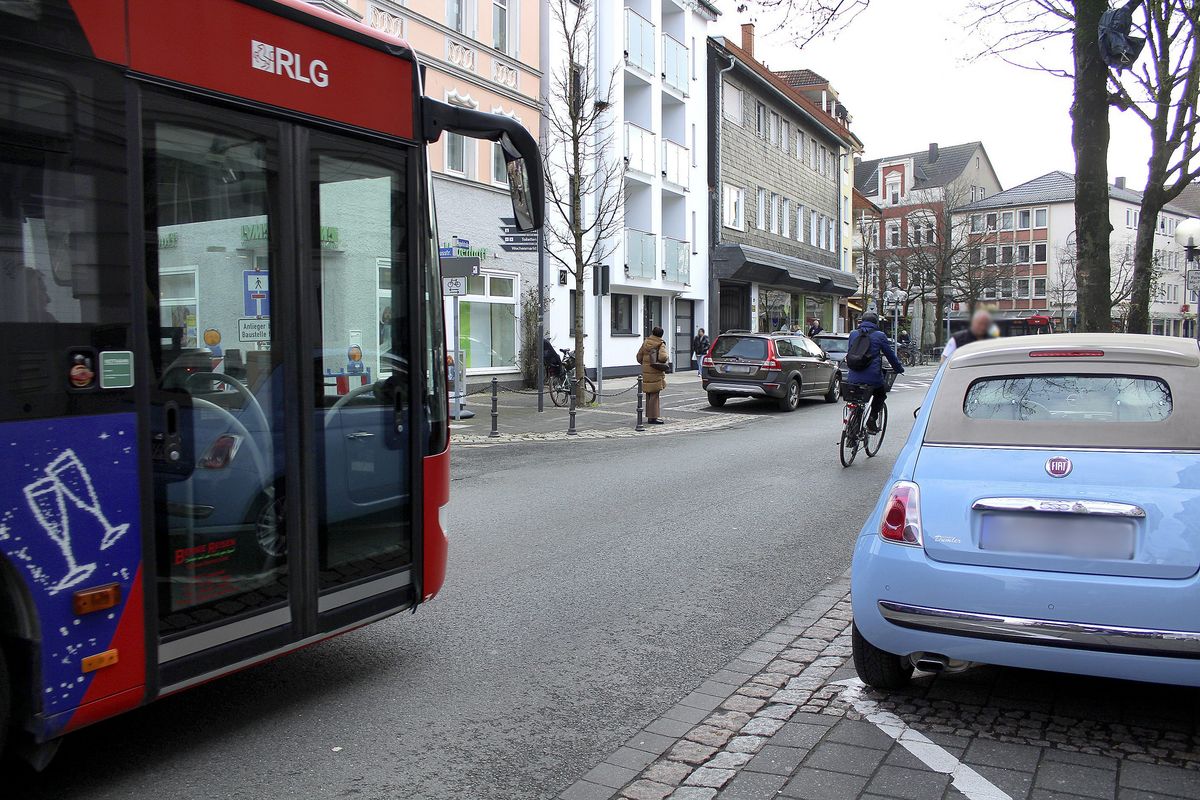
left=834, top=678, right=1012, bottom=800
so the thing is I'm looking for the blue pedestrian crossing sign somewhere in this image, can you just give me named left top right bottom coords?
left=243, top=271, right=270, bottom=317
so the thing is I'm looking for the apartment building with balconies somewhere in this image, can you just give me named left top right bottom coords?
left=707, top=26, right=861, bottom=336
left=544, top=0, right=719, bottom=375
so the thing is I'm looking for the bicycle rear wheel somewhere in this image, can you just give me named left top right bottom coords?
left=840, top=407, right=861, bottom=467
left=581, top=377, right=598, bottom=404
left=865, top=402, right=889, bottom=457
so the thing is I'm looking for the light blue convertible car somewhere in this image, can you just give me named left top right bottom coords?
left=851, top=334, right=1200, bottom=689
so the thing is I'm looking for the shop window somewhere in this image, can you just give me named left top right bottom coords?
left=460, top=272, right=518, bottom=369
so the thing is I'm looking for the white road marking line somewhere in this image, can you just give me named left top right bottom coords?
left=834, top=678, right=1012, bottom=800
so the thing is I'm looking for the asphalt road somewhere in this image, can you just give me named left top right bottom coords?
left=12, top=379, right=926, bottom=799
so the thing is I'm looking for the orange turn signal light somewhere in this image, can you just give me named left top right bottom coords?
left=81, top=649, right=118, bottom=673
left=73, top=583, right=121, bottom=616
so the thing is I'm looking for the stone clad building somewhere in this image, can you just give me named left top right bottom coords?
left=706, top=26, right=860, bottom=336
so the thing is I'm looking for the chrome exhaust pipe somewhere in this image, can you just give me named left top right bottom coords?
left=910, top=653, right=973, bottom=674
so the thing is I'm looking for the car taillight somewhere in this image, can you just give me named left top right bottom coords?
left=702, top=355, right=714, bottom=367
left=199, top=434, right=242, bottom=469
left=763, top=339, right=782, bottom=371
left=1029, top=350, right=1104, bottom=358
left=880, top=481, right=922, bottom=546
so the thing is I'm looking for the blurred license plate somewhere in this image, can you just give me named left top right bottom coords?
left=721, top=364, right=753, bottom=374
left=979, top=514, right=1135, bottom=560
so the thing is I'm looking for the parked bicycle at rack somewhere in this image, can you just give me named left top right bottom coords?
left=546, top=348, right=597, bottom=407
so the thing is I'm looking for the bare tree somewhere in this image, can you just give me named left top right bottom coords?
left=543, top=0, right=625, bottom=396
left=967, top=0, right=1114, bottom=332
left=732, top=0, right=872, bottom=48
left=1049, top=242, right=1079, bottom=329
left=900, top=182, right=980, bottom=347
left=853, top=209, right=884, bottom=318
left=1109, top=1, right=1200, bottom=333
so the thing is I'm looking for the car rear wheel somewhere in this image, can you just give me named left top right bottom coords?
left=707, top=393, right=727, bottom=408
left=852, top=622, right=912, bottom=689
left=778, top=378, right=801, bottom=412
left=824, top=374, right=840, bottom=403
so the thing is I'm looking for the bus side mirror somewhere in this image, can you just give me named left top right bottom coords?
left=503, top=148, right=535, bottom=231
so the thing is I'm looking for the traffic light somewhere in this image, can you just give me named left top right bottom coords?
left=1099, top=0, right=1146, bottom=70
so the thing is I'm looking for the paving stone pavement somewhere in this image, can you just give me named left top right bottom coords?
left=560, top=574, right=1200, bottom=800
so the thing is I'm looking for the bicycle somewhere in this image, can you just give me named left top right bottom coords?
left=897, top=342, right=923, bottom=367
left=838, top=376, right=892, bottom=467
left=546, top=348, right=597, bottom=407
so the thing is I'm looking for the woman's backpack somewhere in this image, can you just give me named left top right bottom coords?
left=844, top=331, right=874, bottom=371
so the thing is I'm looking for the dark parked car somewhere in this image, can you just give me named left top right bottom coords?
left=702, top=332, right=840, bottom=411
left=811, top=333, right=850, bottom=377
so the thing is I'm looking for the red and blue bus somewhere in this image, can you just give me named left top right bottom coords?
left=0, top=0, right=541, bottom=765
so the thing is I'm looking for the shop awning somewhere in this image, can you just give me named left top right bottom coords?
left=712, top=243, right=859, bottom=298
left=847, top=301, right=863, bottom=312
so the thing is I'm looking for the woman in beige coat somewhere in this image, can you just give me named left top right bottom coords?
left=637, top=326, right=669, bottom=424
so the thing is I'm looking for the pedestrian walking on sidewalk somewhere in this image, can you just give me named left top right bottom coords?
left=692, top=327, right=710, bottom=377
left=638, top=326, right=670, bottom=425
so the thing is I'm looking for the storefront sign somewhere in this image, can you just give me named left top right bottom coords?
left=440, top=241, right=489, bottom=259
left=499, top=216, right=537, bottom=252
left=238, top=318, right=271, bottom=342
left=241, top=222, right=269, bottom=241
left=158, top=232, right=179, bottom=249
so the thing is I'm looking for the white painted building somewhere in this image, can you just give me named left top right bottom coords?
left=544, top=0, right=719, bottom=375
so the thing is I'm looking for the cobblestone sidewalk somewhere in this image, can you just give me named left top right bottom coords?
left=562, top=575, right=1200, bottom=800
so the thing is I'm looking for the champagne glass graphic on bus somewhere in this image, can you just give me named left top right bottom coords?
left=22, top=449, right=129, bottom=595
left=24, top=477, right=97, bottom=595
left=44, top=450, right=129, bottom=549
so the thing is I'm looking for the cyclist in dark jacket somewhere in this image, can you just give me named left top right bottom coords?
left=846, top=312, right=904, bottom=432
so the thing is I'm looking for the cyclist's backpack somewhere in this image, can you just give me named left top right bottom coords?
left=844, top=331, right=874, bottom=371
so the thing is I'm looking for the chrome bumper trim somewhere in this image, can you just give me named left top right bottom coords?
left=878, top=600, right=1200, bottom=659
left=706, top=382, right=766, bottom=395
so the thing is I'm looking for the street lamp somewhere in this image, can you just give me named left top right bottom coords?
left=1175, top=218, right=1200, bottom=339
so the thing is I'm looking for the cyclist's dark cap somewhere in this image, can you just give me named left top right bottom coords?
left=861, top=311, right=879, bottom=323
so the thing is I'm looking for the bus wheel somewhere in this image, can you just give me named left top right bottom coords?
left=251, top=486, right=287, bottom=559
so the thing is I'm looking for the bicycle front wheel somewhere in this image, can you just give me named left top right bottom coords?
left=548, top=377, right=569, bottom=407
left=839, top=408, right=861, bottom=467
left=865, top=402, right=889, bottom=457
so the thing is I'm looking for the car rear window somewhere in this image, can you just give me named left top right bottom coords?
left=713, top=336, right=767, bottom=360
left=963, top=375, right=1171, bottom=422
left=813, top=336, right=847, bottom=354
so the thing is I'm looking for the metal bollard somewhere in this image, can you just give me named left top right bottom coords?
left=489, top=377, right=500, bottom=438
left=567, top=378, right=578, bottom=436
left=635, top=376, right=645, bottom=432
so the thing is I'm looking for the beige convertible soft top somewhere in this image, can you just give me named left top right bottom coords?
left=925, top=334, right=1200, bottom=450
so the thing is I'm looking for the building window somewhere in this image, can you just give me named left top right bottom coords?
left=460, top=272, right=518, bottom=369
left=810, top=210, right=818, bottom=243
left=1034, top=242, right=1048, bottom=262
left=828, top=219, right=836, bottom=252
left=979, top=187, right=987, bottom=199
left=445, top=132, right=467, bottom=175
left=722, top=82, right=743, bottom=124
left=447, top=0, right=470, bottom=35
left=611, top=293, right=633, bottom=334
left=1017, top=244, right=1030, bottom=263
left=985, top=212, right=998, bottom=230
left=756, top=187, right=767, bottom=230
left=809, top=140, right=817, bottom=170
left=723, top=184, right=745, bottom=230
left=1033, top=277, right=1047, bottom=298
left=999, top=279, right=1013, bottom=299
left=1016, top=278, right=1031, bottom=298
left=1034, top=208, right=1048, bottom=227
left=1000, top=211, right=1014, bottom=231
left=769, top=111, right=780, bottom=146
left=756, top=102, right=766, bottom=137
left=970, top=214, right=984, bottom=233
left=1001, top=245, right=1013, bottom=264
left=492, top=142, right=507, bottom=185
left=492, top=0, right=510, bottom=53
left=970, top=186, right=979, bottom=202
left=886, top=177, right=900, bottom=205
left=1018, top=209, right=1031, bottom=229
left=985, top=246, right=997, bottom=265
left=781, top=198, right=791, bottom=238
left=770, top=193, right=781, bottom=234
left=780, top=120, right=790, bottom=154
left=796, top=130, right=804, bottom=160
left=886, top=220, right=900, bottom=248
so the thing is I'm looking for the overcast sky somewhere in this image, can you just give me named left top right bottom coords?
left=714, top=0, right=1153, bottom=192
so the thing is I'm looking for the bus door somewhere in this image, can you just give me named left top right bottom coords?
left=143, top=91, right=419, bottom=687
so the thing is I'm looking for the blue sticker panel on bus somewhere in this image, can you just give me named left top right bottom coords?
left=0, top=414, right=142, bottom=724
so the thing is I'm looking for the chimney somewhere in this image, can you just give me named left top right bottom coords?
left=1115, top=176, right=1126, bottom=189
left=741, top=23, right=755, bottom=57
left=928, top=142, right=939, bottom=164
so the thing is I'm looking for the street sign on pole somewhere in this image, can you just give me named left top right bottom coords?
left=440, top=256, right=481, bottom=278
left=442, top=276, right=467, bottom=296
left=1186, top=269, right=1200, bottom=293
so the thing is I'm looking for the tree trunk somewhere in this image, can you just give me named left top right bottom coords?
left=1072, top=0, right=1113, bottom=332
left=1127, top=187, right=1162, bottom=334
